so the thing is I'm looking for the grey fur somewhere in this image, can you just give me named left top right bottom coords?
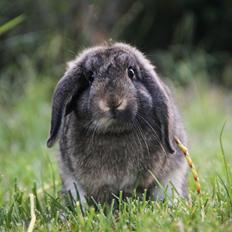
left=47, top=42, right=188, bottom=204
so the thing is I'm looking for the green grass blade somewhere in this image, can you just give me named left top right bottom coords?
left=0, top=15, right=25, bottom=35
left=219, top=122, right=232, bottom=187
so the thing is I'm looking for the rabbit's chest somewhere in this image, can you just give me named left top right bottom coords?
left=62, top=122, right=161, bottom=196
left=73, top=134, right=149, bottom=191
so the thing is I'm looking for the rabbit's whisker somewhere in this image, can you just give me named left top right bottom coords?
left=133, top=118, right=150, bottom=158
left=136, top=113, right=168, bottom=156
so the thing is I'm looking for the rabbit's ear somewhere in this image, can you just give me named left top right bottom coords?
left=47, top=67, right=82, bottom=148
left=140, top=68, right=175, bottom=154
left=155, top=98, right=175, bottom=154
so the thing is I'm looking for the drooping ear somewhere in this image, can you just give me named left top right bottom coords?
left=47, top=66, right=83, bottom=148
left=155, top=96, right=175, bottom=154
left=140, top=67, right=175, bottom=154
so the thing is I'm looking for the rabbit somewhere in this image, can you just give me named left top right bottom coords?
left=47, top=42, right=188, bottom=205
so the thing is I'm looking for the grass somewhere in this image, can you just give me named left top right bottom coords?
left=0, top=77, right=231, bottom=231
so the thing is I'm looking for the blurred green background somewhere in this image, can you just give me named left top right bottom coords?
left=1, top=0, right=232, bottom=97
left=0, top=0, right=231, bottom=195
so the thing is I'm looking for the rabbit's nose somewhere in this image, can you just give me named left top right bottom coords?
left=112, top=100, right=122, bottom=109
left=108, top=98, right=127, bottom=111
left=112, top=99, right=127, bottom=110
left=98, top=99, right=127, bottom=112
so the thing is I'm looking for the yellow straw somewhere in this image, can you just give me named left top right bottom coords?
left=27, top=193, right=36, bottom=232
left=174, top=137, right=201, bottom=194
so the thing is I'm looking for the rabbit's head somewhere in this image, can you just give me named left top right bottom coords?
left=47, top=43, right=175, bottom=154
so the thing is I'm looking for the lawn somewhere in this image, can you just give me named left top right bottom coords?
left=0, top=78, right=231, bottom=231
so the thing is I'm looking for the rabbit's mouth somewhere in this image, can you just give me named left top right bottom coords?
left=91, top=117, right=133, bottom=134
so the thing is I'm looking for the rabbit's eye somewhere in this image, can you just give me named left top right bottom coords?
left=128, top=67, right=135, bottom=80
left=86, top=71, right=94, bottom=83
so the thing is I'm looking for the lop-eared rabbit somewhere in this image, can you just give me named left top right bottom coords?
left=47, top=42, right=188, bottom=204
